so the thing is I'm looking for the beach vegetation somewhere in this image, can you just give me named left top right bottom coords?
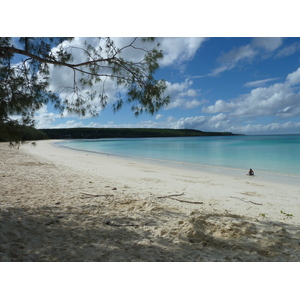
left=0, top=37, right=170, bottom=143
left=280, top=210, right=293, bottom=218
left=0, top=119, right=47, bottom=146
left=40, top=128, right=238, bottom=139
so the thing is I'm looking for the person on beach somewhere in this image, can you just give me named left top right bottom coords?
left=247, top=168, right=254, bottom=176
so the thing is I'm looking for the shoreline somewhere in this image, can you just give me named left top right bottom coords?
left=1, top=140, right=300, bottom=261
left=55, top=135, right=300, bottom=178
left=56, top=140, right=300, bottom=187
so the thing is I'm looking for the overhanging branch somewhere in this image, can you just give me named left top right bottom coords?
left=1, top=46, right=148, bottom=83
left=0, top=46, right=118, bottom=69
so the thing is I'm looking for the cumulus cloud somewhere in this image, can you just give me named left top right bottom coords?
left=203, top=67, right=300, bottom=121
left=202, top=99, right=234, bottom=114
left=163, top=79, right=205, bottom=110
left=186, top=66, right=300, bottom=134
left=34, top=104, right=98, bottom=128
left=225, top=121, right=300, bottom=134
left=56, top=120, right=85, bottom=128
left=155, top=114, right=164, bottom=120
left=34, top=105, right=62, bottom=128
left=35, top=103, right=300, bottom=134
left=286, top=67, right=300, bottom=86
left=159, top=114, right=231, bottom=132
left=136, top=116, right=297, bottom=134
left=147, top=113, right=300, bottom=135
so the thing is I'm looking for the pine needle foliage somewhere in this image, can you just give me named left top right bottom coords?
left=0, top=37, right=170, bottom=143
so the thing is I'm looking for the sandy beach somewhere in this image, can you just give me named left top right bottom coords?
left=1, top=140, right=299, bottom=262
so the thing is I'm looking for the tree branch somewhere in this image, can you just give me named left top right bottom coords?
left=230, top=196, right=263, bottom=205
left=157, top=193, right=204, bottom=204
left=0, top=46, right=118, bottom=69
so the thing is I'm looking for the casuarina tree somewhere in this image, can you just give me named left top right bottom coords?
left=0, top=37, right=170, bottom=144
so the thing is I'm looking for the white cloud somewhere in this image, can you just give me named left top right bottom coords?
left=276, top=105, right=300, bottom=118
left=157, top=37, right=208, bottom=66
left=166, top=116, right=177, bottom=123
left=286, top=67, right=300, bottom=86
left=202, top=99, right=234, bottom=114
left=209, top=44, right=257, bottom=76
left=251, top=37, right=283, bottom=51
left=225, top=121, right=300, bottom=135
left=207, top=65, right=228, bottom=77
left=166, top=114, right=231, bottom=132
left=35, top=104, right=300, bottom=134
left=166, top=98, right=204, bottom=110
left=202, top=67, right=300, bottom=121
left=152, top=114, right=300, bottom=135
left=186, top=89, right=198, bottom=97
left=184, top=99, right=204, bottom=109
left=163, top=79, right=204, bottom=110
left=275, top=42, right=300, bottom=57
left=34, top=105, right=61, bottom=128
left=218, top=44, right=257, bottom=64
left=244, top=78, right=280, bottom=88
left=209, top=37, right=284, bottom=77
left=165, top=79, right=192, bottom=93
left=54, top=120, right=85, bottom=128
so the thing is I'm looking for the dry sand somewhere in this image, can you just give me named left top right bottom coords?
left=1, top=140, right=299, bottom=262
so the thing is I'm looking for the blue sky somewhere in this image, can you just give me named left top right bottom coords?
left=3, top=1, right=299, bottom=135
left=31, top=37, right=300, bottom=135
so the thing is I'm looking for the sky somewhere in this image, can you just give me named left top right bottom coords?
left=3, top=1, right=300, bottom=135
left=31, top=37, right=300, bottom=135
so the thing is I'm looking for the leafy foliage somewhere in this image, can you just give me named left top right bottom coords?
left=0, top=119, right=48, bottom=146
left=0, top=37, right=170, bottom=142
left=1, top=38, right=68, bottom=125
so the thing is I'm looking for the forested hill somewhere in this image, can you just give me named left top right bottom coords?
left=41, top=128, right=241, bottom=139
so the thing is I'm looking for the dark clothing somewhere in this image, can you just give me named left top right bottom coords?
left=248, top=169, right=254, bottom=176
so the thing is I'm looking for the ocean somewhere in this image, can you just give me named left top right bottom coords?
left=57, top=135, right=300, bottom=178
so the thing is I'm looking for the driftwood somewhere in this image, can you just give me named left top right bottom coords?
left=157, top=193, right=203, bottom=204
left=169, top=198, right=204, bottom=204
left=157, top=192, right=185, bottom=199
left=230, top=196, right=263, bottom=205
left=104, top=219, right=139, bottom=227
left=81, top=192, right=114, bottom=198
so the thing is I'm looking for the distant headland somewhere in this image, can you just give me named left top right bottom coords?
left=40, top=128, right=242, bottom=139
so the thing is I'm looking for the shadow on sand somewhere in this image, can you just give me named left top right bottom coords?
left=1, top=204, right=299, bottom=262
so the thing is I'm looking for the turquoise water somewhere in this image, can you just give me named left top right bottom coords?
left=57, top=135, right=300, bottom=177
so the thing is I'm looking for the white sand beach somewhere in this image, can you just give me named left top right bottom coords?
left=1, top=140, right=299, bottom=261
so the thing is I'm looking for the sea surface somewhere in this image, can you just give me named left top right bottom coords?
left=57, top=135, right=300, bottom=178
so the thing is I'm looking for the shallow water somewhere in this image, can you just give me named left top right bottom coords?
left=57, top=135, right=300, bottom=178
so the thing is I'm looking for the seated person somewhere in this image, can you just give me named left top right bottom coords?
left=247, top=168, right=254, bottom=176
